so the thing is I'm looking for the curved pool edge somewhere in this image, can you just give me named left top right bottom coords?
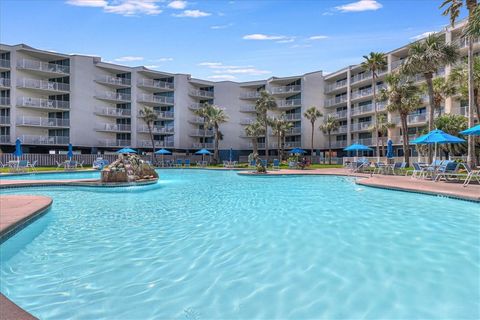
left=0, top=294, right=37, bottom=320
left=0, top=178, right=159, bottom=189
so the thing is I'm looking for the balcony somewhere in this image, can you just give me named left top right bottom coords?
left=191, top=142, right=214, bottom=149
left=137, top=79, right=174, bottom=91
left=138, top=94, right=174, bottom=105
left=189, top=116, right=206, bottom=124
left=322, top=140, right=347, bottom=149
left=239, top=105, right=256, bottom=113
left=137, top=125, right=174, bottom=134
left=244, top=142, right=266, bottom=150
left=17, top=78, right=70, bottom=93
left=350, top=121, right=373, bottom=132
left=96, top=75, right=131, bottom=87
left=95, top=123, right=131, bottom=132
left=325, top=96, right=347, bottom=107
left=98, top=139, right=131, bottom=147
left=284, top=113, right=302, bottom=121
left=0, top=135, right=10, bottom=143
left=277, top=99, right=302, bottom=109
left=21, top=135, right=69, bottom=145
left=0, top=116, right=10, bottom=125
left=283, top=141, right=302, bottom=148
left=137, top=110, right=174, bottom=119
left=351, top=69, right=387, bottom=84
left=0, top=59, right=10, bottom=69
left=95, top=107, right=131, bottom=118
left=189, top=103, right=203, bottom=110
left=240, top=91, right=261, bottom=99
left=285, top=127, right=302, bottom=136
left=459, top=106, right=478, bottom=116
left=0, top=78, right=10, bottom=88
left=351, top=101, right=388, bottom=117
left=328, top=110, right=348, bottom=119
left=336, top=125, right=348, bottom=134
left=0, top=97, right=10, bottom=106
left=138, top=140, right=174, bottom=148
left=95, top=91, right=131, bottom=102
left=189, top=89, right=214, bottom=99
left=391, top=135, right=420, bottom=145
left=240, top=118, right=256, bottom=125
left=351, top=85, right=386, bottom=100
left=407, top=114, right=427, bottom=124
left=17, top=97, right=70, bottom=111
left=391, top=59, right=405, bottom=70
left=17, top=59, right=70, bottom=75
left=459, top=37, right=480, bottom=48
left=356, top=138, right=373, bottom=146
left=270, top=85, right=302, bottom=95
left=325, top=79, right=348, bottom=93
left=189, top=129, right=214, bottom=137
left=16, top=116, right=70, bottom=128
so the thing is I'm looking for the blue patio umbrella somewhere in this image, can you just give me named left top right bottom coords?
left=13, top=138, right=23, bottom=159
left=411, top=129, right=465, bottom=161
left=155, top=148, right=171, bottom=163
left=229, top=148, right=233, bottom=162
left=343, top=143, right=373, bottom=158
left=290, top=148, right=306, bottom=154
left=386, top=139, right=394, bottom=159
left=116, top=148, right=137, bottom=154
left=460, top=124, right=480, bottom=136
left=67, top=143, right=73, bottom=160
left=195, top=148, right=211, bottom=162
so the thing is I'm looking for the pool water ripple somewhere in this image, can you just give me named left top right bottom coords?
left=0, top=170, right=479, bottom=319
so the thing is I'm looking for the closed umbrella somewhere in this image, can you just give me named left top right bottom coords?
left=411, top=129, right=465, bottom=162
left=386, top=140, right=394, bottom=159
left=460, top=124, right=480, bottom=136
left=13, top=138, right=22, bottom=160
left=67, top=143, right=73, bottom=160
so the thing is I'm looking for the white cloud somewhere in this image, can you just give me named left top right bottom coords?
left=211, top=23, right=233, bottom=29
left=309, top=35, right=329, bottom=40
left=335, top=0, right=382, bottom=12
left=173, top=9, right=211, bottom=17
left=167, top=0, right=186, bottom=9
left=243, top=34, right=289, bottom=41
left=152, top=57, right=173, bottom=62
left=66, top=0, right=162, bottom=16
left=410, top=31, right=435, bottom=41
left=114, top=56, right=144, bottom=62
left=207, top=75, right=237, bottom=81
left=276, top=38, right=295, bottom=43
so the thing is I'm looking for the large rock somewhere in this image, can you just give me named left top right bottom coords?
left=101, top=154, right=158, bottom=183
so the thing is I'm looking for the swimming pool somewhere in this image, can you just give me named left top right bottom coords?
left=1, top=170, right=479, bottom=319
left=0, top=171, right=100, bottom=180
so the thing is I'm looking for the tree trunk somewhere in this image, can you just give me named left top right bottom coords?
left=328, top=131, right=332, bottom=165
left=252, top=138, right=258, bottom=156
left=311, top=121, right=315, bottom=163
left=214, top=124, right=219, bottom=164
left=147, top=122, right=156, bottom=161
left=467, top=36, right=476, bottom=167
left=281, top=134, right=285, bottom=161
left=381, top=138, right=385, bottom=158
left=474, top=88, right=480, bottom=123
left=401, top=116, right=410, bottom=167
left=372, top=72, right=380, bottom=161
left=425, top=73, right=435, bottom=164
left=264, top=116, right=269, bottom=160
left=202, top=118, right=207, bottom=149
left=277, top=134, right=281, bottom=161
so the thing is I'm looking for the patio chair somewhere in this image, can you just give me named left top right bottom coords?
left=176, top=159, right=183, bottom=167
left=77, top=160, right=84, bottom=168
left=392, top=162, right=407, bottom=175
left=463, top=164, right=480, bottom=187
left=372, top=162, right=386, bottom=175
left=18, top=160, right=28, bottom=172
left=55, top=161, right=64, bottom=170
left=185, top=159, right=191, bottom=167
left=27, top=160, right=38, bottom=172
left=422, top=160, right=443, bottom=179
left=434, top=162, right=461, bottom=182
left=248, top=160, right=256, bottom=168
left=351, top=160, right=370, bottom=173
left=232, top=161, right=238, bottom=168
left=261, top=159, right=268, bottom=168
left=272, top=159, right=280, bottom=170
left=0, top=161, right=6, bottom=168
left=407, top=162, right=427, bottom=179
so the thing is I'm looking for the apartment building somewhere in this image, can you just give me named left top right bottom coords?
left=0, top=20, right=477, bottom=159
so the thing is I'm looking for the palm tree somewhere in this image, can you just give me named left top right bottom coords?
left=401, top=33, right=459, bottom=162
left=435, top=114, right=468, bottom=156
left=319, top=115, right=339, bottom=165
left=449, top=56, right=480, bottom=122
left=379, top=73, right=422, bottom=166
left=255, top=90, right=277, bottom=158
left=139, top=106, right=158, bottom=157
left=420, top=77, right=456, bottom=117
left=194, top=102, right=211, bottom=149
left=361, top=52, right=387, bottom=161
left=245, top=121, right=265, bottom=156
left=370, top=113, right=396, bottom=156
left=271, top=116, right=294, bottom=161
left=206, top=105, right=229, bottom=163
left=303, top=106, right=323, bottom=162
left=442, top=0, right=479, bottom=167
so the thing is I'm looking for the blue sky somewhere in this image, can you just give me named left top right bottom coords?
left=0, top=0, right=467, bottom=81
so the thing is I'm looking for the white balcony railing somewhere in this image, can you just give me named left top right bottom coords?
left=337, top=125, right=348, bottom=134
left=285, top=127, right=302, bottom=135
left=284, top=113, right=302, bottom=121
left=391, top=59, right=405, bottom=70
left=17, top=78, right=70, bottom=92
left=96, top=75, right=131, bottom=86
left=16, top=116, right=70, bottom=127
left=98, top=139, right=131, bottom=147
left=17, top=97, right=70, bottom=110
left=351, top=121, right=373, bottom=131
left=189, top=89, right=214, bottom=98
left=189, top=129, right=214, bottom=137
left=325, top=95, right=347, bottom=107
left=325, top=79, right=348, bottom=92
left=96, top=91, right=131, bottom=102
left=351, top=69, right=387, bottom=84
left=0, top=59, right=10, bottom=69
left=239, top=105, right=257, bottom=113
left=240, top=118, right=256, bottom=125
left=351, top=85, right=386, bottom=100
left=240, top=91, right=261, bottom=99
left=270, top=85, right=302, bottom=94
left=137, top=125, right=174, bottom=134
left=192, top=142, right=214, bottom=149
left=323, top=140, right=348, bottom=149
left=357, top=138, right=373, bottom=146
left=95, top=123, right=131, bottom=132
left=21, top=135, right=69, bottom=145
left=351, top=101, right=387, bottom=116
left=390, top=135, right=420, bottom=145
left=0, top=116, right=10, bottom=125
left=0, top=97, right=10, bottom=106
left=137, top=79, right=174, bottom=90
left=138, top=94, right=174, bottom=105
left=95, top=107, right=131, bottom=117
left=139, top=140, right=174, bottom=148
left=17, top=58, right=70, bottom=74
left=277, top=99, right=302, bottom=108
left=328, top=110, right=348, bottom=119
left=0, top=78, right=10, bottom=87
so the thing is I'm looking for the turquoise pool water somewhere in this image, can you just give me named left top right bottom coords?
left=0, top=171, right=100, bottom=180
left=1, top=170, right=479, bottom=319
